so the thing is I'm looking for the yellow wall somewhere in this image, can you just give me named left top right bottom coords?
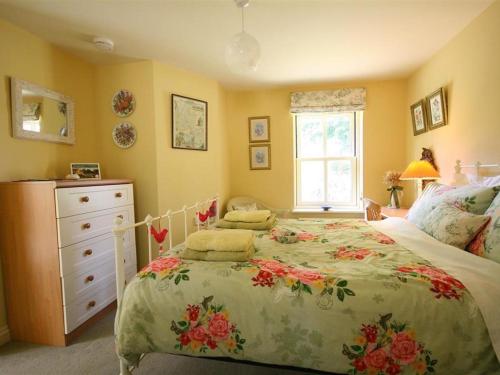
left=95, top=61, right=159, bottom=267
left=0, top=19, right=98, bottom=331
left=226, top=80, right=408, bottom=212
left=406, top=0, right=500, bottom=201
left=152, top=61, right=231, bottom=246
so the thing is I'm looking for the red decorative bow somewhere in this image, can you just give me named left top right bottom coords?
left=197, top=210, right=210, bottom=223
left=208, top=200, right=217, bottom=218
left=150, top=226, right=168, bottom=244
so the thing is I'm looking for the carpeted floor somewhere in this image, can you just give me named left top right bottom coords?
left=0, top=309, right=325, bottom=375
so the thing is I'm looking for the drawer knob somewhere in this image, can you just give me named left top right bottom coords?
left=85, top=275, right=95, bottom=283
left=83, top=249, right=93, bottom=257
left=80, top=196, right=90, bottom=203
left=82, top=223, right=91, bottom=230
left=87, top=300, right=96, bottom=308
left=116, top=214, right=124, bottom=219
left=115, top=192, right=123, bottom=198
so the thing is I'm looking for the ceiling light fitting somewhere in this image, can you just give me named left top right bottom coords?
left=225, top=0, right=260, bottom=74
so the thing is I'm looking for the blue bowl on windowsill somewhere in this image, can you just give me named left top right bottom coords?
left=321, top=206, right=332, bottom=212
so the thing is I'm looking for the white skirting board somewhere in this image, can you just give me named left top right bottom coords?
left=0, top=325, right=10, bottom=346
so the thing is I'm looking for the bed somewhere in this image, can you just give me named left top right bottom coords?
left=114, top=214, right=500, bottom=374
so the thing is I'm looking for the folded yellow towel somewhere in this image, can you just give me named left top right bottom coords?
left=181, top=246, right=255, bottom=262
left=224, top=210, right=271, bottom=223
left=186, top=229, right=254, bottom=252
left=216, top=214, right=277, bottom=230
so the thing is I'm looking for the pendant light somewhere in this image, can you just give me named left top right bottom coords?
left=225, top=0, right=261, bottom=74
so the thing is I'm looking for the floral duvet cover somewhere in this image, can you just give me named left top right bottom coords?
left=115, top=219, right=500, bottom=375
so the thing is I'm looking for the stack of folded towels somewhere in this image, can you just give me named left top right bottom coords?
left=181, top=229, right=255, bottom=262
left=216, top=209, right=276, bottom=230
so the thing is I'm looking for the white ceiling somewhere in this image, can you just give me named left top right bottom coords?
left=0, top=0, right=493, bottom=89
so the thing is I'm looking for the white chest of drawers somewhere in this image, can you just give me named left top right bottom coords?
left=0, top=179, right=137, bottom=346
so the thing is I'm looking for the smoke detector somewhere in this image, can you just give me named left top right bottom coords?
left=93, top=37, right=114, bottom=52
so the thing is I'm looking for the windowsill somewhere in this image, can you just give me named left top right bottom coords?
left=293, top=208, right=364, bottom=214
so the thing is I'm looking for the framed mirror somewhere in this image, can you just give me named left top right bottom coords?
left=10, top=78, right=75, bottom=144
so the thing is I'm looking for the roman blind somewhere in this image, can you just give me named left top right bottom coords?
left=290, top=88, right=366, bottom=113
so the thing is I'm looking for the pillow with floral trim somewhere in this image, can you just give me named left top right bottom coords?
left=437, top=185, right=499, bottom=215
left=407, top=182, right=455, bottom=227
left=409, top=184, right=498, bottom=229
left=468, top=192, right=500, bottom=262
left=422, top=202, right=491, bottom=249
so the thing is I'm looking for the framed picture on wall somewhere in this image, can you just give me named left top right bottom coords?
left=172, top=94, right=208, bottom=151
left=248, top=116, right=270, bottom=142
left=410, top=99, right=428, bottom=136
left=426, top=87, right=448, bottom=130
left=249, top=144, right=271, bottom=170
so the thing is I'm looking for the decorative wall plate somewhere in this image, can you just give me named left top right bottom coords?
left=112, top=89, right=136, bottom=117
left=112, top=122, right=137, bottom=148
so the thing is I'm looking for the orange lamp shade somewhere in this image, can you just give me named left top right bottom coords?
left=400, top=160, right=440, bottom=180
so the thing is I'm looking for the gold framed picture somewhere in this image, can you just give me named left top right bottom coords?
left=426, top=87, right=447, bottom=130
left=410, top=99, right=427, bottom=136
left=249, top=144, right=271, bottom=170
left=248, top=116, right=270, bottom=143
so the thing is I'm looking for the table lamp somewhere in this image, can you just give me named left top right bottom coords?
left=400, top=160, right=440, bottom=197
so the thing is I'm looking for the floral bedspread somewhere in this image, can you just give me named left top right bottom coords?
left=115, top=219, right=500, bottom=375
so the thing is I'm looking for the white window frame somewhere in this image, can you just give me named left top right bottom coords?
left=294, top=111, right=363, bottom=212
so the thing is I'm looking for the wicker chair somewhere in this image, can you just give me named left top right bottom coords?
left=363, top=198, right=382, bottom=221
left=226, top=196, right=291, bottom=218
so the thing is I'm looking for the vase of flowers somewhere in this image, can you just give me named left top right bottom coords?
left=383, top=171, right=403, bottom=208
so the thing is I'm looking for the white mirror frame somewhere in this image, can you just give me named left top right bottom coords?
left=10, top=77, right=75, bottom=145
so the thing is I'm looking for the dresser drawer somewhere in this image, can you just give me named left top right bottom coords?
left=63, top=264, right=136, bottom=333
left=57, top=206, right=134, bottom=247
left=61, top=246, right=136, bottom=305
left=59, top=232, right=134, bottom=277
left=55, top=184, right=133, bottom=218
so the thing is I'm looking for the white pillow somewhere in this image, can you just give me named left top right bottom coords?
left=233, top=203, right=258, bottom=211
left=467, top=174, right=500, bottom=187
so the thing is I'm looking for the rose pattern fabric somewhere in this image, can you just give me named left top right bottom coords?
left=237, top=257, right=355, bottom=305
left=394, top=264, right=465, bottom=300
left=171, top=296, right=245, bottom=354
left=343, top=314, right=437, bottom=375
left=138, top=256, right=190, bottom=285
left=328, top=246, right=385, bottom=261
left=116, top=218, right=500, bottom=374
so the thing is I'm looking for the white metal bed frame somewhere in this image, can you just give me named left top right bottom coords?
left=112, top=195, right=219, bottom=374
left=452, top=160, right=500, bottom=185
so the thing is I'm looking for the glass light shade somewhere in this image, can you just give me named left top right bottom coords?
left=225, top=31, right=260, bottom=74
left=400, top=160, right=440, bottom=180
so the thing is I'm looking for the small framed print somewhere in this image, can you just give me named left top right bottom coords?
left=172, top=94, right=208, bottom=151
left=410, top=100, right=427, bottom=136
left=248, top=116, right=270, bottom=143
left=249, top=144, right=271, bottom=170
left=70, top=163, right=101, bottom=180
left=426, top=87, right=447, bottom=130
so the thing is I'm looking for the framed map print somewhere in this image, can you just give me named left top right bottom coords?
left=410, top=99, right=427, bottom=136
left=172, top=94, right=208, bottom=151
left=426, top=87, right=447, bottom=130
left=248, top=116, right=270, bottom=142
left=249, top=144, right=271, bottom=170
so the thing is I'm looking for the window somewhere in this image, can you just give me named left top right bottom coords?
left=294, top=112, right=363, bottom=211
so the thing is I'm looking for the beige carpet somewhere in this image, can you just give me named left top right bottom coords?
left=0, top=309, right=325, bottom=375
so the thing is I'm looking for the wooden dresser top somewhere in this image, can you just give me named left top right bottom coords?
left=0, top=179, right=133, bottom=188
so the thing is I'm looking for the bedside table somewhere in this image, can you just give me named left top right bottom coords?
left=381, top=207, right=409, bottom=219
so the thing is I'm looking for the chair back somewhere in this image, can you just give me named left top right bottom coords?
left=364, top=198, right=382, bottom=221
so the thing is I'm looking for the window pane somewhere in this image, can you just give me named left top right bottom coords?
left=326, top=114, right=353, bottom=157
left=300, top=160, right=324, bottom=203
left=297, top=117, right=324, bottom=157
left=327, top=160, right=353, bottom=203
